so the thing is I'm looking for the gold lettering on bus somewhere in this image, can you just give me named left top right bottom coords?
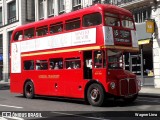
left=95, top=71, right=102, bottom=75
left=38, top=75, right=60, bottom=79
left=39, top=75, right=48, bottom=78
left=52, top=75, right=60, bottom=79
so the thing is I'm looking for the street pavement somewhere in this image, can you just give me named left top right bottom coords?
left=0, top=81, right=160, bottom=98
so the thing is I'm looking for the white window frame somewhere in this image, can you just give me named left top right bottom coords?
left=58, top=0, right=65, bottom=14
left=0, top=7, right=2, bottom=26
left=8, top=0, right=16, bottom=24
left=133, top=7, right=151, bottom=23
left=92, top=0, right=101, bottom=4
left=73, top=0, right=81, bottom=7
left=48, top=0, right=54, bottom=16
left=39, top=0, right=44, bottom=19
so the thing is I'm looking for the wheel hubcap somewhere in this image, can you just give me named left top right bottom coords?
left=90, top=88, right=99, bottom=101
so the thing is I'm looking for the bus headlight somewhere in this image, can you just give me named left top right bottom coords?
left=110, top=82, right=115, bottom=89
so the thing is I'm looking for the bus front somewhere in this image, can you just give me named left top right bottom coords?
left=102, top=11, right=140, bottom=101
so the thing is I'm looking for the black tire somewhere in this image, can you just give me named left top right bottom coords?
left=87, top=83, right=105, bottom=107
left=123, top=93, right=138, bottom=103
left=24, top=81, right=35, bottom=99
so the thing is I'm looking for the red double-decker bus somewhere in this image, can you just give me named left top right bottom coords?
left=10, top=4, right=140, bottom=106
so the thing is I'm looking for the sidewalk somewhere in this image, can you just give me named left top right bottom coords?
left=0, top=81, right=160, bottom=97
left=0, top=81, right=10, bottom=90
left=139, top=86, right=160, bottom=98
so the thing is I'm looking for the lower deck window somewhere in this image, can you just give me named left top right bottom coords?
left=24, top=60, right=34, bottom=70
left=65, top=58, right=81, bottom=69
left=36, top=60, right=48, bottom=70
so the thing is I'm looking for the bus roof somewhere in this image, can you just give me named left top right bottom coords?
left=14, top=4, right=132, bottom=31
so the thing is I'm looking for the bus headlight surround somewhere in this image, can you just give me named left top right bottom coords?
left=110, top=82, right=115, bottom=89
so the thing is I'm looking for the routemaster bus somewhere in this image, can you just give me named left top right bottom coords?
left=10, top=4, right=140, bottom=106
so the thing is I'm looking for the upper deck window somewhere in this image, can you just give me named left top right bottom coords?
left=83, top=13, right=102, bottom=27
left=65, top=18, right=80, bottom=30
left=121, top=16, right=134, bottom=29
left=14, top=31, right=23, bottom=41
left=50, top=22, right=63, bottom=34
left=36, top=26, right=48, bottom=36
left=105, top=13, right=120, bottom=26
left=24, top=28, right=35, bottom=39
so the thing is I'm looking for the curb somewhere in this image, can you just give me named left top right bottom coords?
left=139, top=93, right=160, bottom=98
left=0, top=82, right=10, bottom=90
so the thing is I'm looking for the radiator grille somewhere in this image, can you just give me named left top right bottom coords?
left=120, top=79, right=137, bottom=96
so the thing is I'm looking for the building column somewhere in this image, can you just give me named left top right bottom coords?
left=54, top=0, right=58, bottom=16
left=44, top=0, right=47, bottom=19
left=2, top=30, right=9, bottom=82
left=35, top=0, right=39, bottom=21
left=152, top=3, right=160, bottom=88
left=65, top=0, right=72, bottom=13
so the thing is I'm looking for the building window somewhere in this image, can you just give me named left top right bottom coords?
left=58, top=0, right=65, bottom=14
left=114, top=0, right=134, bottom=5
left=93, top=0, right=101, bottom=4
left=26, top=0, right=35, bottom=21
left=133, top=7, right=151, bottom=23
left=48, top=0, right=54, bottom=17
left=0, top=34, right=2, bottom=50
left=103, top=0, right=112, bottom=4
left=8, top=1, right=16, bottom=24
left=0, top=7, right=2, bottom=26
left=39, top=0, right=44, bottom=19
left=72, top=0, right=81, bottom=11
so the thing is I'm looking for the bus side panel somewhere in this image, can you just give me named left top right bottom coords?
left=49, top=70, right=66, bottom=97
left=22, top=71, right=52, bottom=96
left=10, top=74, right=23, bottom=94
left=61, top=69, right=84, bottom=98
left=96, top=26, right=105, bottom=46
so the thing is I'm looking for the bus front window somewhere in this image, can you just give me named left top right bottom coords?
left=107, top=50, right=123, bottom=69
left=105, top=13, right=120, bottom=26
left=105, top=12, right=134, bottom=29
left=105, top=16, right=120, bottom=26
left=121, top=16, right=134, bottom=29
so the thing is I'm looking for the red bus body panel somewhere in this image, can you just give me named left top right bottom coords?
left=10, top=4, right=139, bottom=100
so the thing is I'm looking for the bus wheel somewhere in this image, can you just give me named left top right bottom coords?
left=24, top=81, right=35, bottom=99
left=87, top=83, right=104, bottom=107
left=123, top=93, right=138, bottom=103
